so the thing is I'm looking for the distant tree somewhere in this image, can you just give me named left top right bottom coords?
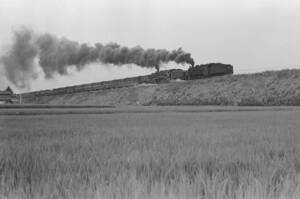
left=6, top=86, right=13, bottom=94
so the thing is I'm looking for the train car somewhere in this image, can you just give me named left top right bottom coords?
left=35, top=89, right=52, bottom=96
left=169, top=69, right=185, bottom=80
left=186, top=63, right=233, bottom=80
left=137, top=75, right=151, bottom=84
left=148, top=72, right=169, bottom=83
left=206, top=63, right=233, bottom=76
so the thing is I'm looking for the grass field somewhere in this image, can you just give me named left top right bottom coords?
left=1, top=107, right=300, bottom=198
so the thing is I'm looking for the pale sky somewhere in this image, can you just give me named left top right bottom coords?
left=1, top=0, right=300, bottom=92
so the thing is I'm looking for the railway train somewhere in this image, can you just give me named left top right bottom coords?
left=23, top=63, right=233, bottom=96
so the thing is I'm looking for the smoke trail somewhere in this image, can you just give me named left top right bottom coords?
left=1, top=28, right=39, bottom=89
left=0, top=27, right=194, bottom=89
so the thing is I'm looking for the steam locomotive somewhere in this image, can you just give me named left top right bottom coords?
left=144, top=63, right=234, bottom=83
left=23, top=63, right=233, bottom=96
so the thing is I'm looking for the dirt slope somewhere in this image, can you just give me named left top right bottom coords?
left=23, top=69, right=300, bottom=106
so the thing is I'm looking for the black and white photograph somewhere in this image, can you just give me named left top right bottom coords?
left=1, top=0, right=300, bottom=198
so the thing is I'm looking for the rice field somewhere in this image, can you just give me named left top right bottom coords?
left=1, top=107, right=300, bottom=199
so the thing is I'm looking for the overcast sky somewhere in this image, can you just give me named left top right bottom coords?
left=1, top=0, right=300, bottom=91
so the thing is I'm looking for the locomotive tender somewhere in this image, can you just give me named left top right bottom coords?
left=24, top=63, right=233, bottom=96
left=186, top=63, right=233, bottom=80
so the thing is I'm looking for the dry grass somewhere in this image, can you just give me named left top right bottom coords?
left=1, top=110, right=300, bottom=198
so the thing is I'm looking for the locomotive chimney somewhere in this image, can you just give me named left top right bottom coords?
left=155, top=65, right=160, bottom=72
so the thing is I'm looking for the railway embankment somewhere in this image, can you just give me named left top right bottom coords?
left=22, top=69, right=300, bottom=106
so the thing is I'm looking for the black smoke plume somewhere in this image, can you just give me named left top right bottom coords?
left=1, top=27, right=194, bottom=89
left=1, top=28, right=39, bottom=89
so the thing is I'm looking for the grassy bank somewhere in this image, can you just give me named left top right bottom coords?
left=22, top=69, right=300, bottom=106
